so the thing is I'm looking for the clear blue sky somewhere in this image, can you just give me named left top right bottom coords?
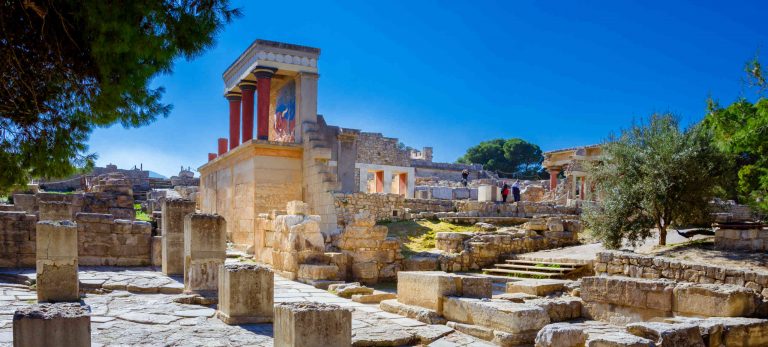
left=88, top=0, right=767, bottom=177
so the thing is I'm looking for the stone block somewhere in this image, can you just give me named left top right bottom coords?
left=151, top=235, right=162, bottom=267
left=442, top=297, right=550, bottom=334
left=459, top=276, right=492, bottom=299
left=328, top=282, right=373, bottom=298
left=13, top=303, right=91, bottom=347
left=217, top=264, right=273, bottom=324
left=274, top=302, right=351, bottom=347
left=297, top=264, right=339, bottom=281
left=379, top=299, right=446, bottom=325
left=672, top=282, right=758, bottom=317
left=39, top=201, right=73, bottom=221
left=162, top=198, right=196, bottom=275
left=397, top=271, right=458, bottom=312
left=286, top=201, right=309, bottom=215
left=351, top=290, right=396, bottom=304
left=507, top=279, right=570, bottom=296
left=183, top=213, right=226, bottom=294
left=36, top=220, right=79, bottom=302
left=534, top=322, right=588, bottom=347
left=625, top=322, right=704, bottom=347
left=666, top=316, right=768, bottom=347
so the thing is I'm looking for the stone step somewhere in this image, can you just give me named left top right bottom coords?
left=505, top=259, right=583, bottom=267
left=482, top=268, right=562, bottom=278
left=493, top=264, right=571, bottom=273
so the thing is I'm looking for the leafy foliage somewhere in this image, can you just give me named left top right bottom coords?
left=583, top=114, right=729, bottom=248
left=0, top=0, right=240, bottom=193
left=702, top=58, right=768, bottom=213
left=457, top=138, right=546, bottom=178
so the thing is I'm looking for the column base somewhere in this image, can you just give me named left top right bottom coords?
left=216, top=311, right=273, bottom=325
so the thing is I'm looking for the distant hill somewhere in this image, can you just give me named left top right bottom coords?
left=148, top=171, right=167, bottom=179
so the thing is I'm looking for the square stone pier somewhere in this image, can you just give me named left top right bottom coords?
left=183, top=213, right=226, bottom=294
left=217, top=263, right=274, bottom=324
left=36, top=220, right=79, bottom=302
left=162, top=198, right=196, bottom=275
left=274, top=302, right=352, bottom=347
left=13, top=303, right=91, bottom=347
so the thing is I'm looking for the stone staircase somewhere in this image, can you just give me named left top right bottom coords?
left=482, top=259, right=586, bottom=279
left=302, top=122, right=338, bottom=189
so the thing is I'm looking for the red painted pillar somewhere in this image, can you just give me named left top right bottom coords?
left=226, top=92, right=241, bottom=150
left=254, top=67, right=277, bottom=140
left=399, top=173, right=408, bottom=196
left=375, top=171, right=384, bottom=193
left=208, top=153, right=217, bottom=161
left=240, top=81, right=257, bottom=142
left=217, top=138, right=228, bottom=156
left=549, top=169, right=559, bottom=191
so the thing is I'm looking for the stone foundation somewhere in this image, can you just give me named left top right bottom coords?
left=333, top=211, right=404, bottom=284
left=0, top=212, right=36, bottom=267
left=13, top=303, right=91, bottom=347
left=274, top=302, right=352, bottom=347
left=594, top=251, right=768, bottom=296
left=217, top=264, right=273, bottom=324
left=36, top=221, right=79, bottom=302
left=183, top=213, right=226, bottom=294
left=714, top=223, right=768, bottom=252
left=396, top=271, right=491, bottom=313
left=76, top=213, right=151, bottom=266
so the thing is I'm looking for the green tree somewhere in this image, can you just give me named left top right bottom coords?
left=457, top=138, right=545, bottom=178
left=583, top=114, right=729, bottom=248
left=0, top=0, right=240, bottom=193
left=702, top=58, right=768, bottom=212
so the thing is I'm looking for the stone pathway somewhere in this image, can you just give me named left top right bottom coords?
left=0, top=267, right=487, bottom=346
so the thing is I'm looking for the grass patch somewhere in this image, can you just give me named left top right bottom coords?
left=384, top=220, right=482, bottom=256
left=134, top=203, right=151, bottom=222
left=535, top=263, right=561, bottom=269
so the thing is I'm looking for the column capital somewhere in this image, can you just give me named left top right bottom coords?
left=239, top=80, right=258, bottom=90
left=253, top=66, right=277, bottom=79
left=225, top=91, right=242, bottom=101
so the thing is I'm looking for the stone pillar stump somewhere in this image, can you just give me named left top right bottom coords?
left=274, top=302, right=351, bottom=347
left=161, top=198, right=196, bottom=275
left=183, top=213, right=226, bottom=294
left=217, top=264, right=274, bottom=324
left=36, top=221, right=79, bottom=302
left=13, top=303, right=91, bottom=347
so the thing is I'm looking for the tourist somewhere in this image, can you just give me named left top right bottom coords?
left=501, top=182, right=510, bottom=203
left=461, top=169, right=469, bottom=187
left=512, top=179, right=521, bottom=202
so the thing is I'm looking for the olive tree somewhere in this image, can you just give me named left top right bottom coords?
left=583, top=114, right=729, bottom=248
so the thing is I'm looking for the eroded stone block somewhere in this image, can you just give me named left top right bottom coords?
left=626, top=322, right=704, bottom=347
left=217, top=264, right=273, bottom=324
left=274, top=302, right=351, bottom=347
left=36, top=220, right=79, bottom=302
left=535, top=322, right=588, bottom=347
left=183, top=213, right=226, bottom=294
left=162, top=198, right=196, bottom=275
left=507, top=279, right=570, bottom=296
left=13, top=303, right=91, bottom=347
left=672, top=282, right=758, bottom=317
left=442, top=297, right=550, bottom=335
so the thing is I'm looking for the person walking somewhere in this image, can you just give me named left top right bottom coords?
left=501, top=182, right=510, bottom=203
left=461, top=169, right=469, bottom=187
left=512, top=179, right=521, bottom=202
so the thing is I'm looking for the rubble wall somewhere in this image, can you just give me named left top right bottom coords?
left=595, top=251, right=768, bottom=297
left=0, top=212, right=37, bottom=267
left=356, top=132, right=410, bottom=166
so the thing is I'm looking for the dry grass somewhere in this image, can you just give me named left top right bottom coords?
left=381, top=220, right=482, bottom=255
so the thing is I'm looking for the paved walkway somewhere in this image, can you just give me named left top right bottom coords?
left=0, top=266, right=489, bottom=346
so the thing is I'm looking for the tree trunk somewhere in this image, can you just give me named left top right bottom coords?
left=658, top=225, right=667, bottom=246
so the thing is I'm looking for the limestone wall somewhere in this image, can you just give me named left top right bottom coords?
left=333, top=211, right=404, bottom=283
left=594, top=251, right=768, bottom=297
left=75, top=213, right=152, bottom=266
left=356, top=132, right=410, bottom=166
left=199, top=142, right=303, bottom=248
left=333, top=193, right=406, bottom=226
left=0, top=212, right=37, bottom=267
left=0, top=211, right=152, bottom=267
left=12, top=191, right=135, bottom=220
left=301, top=121, right=339, bottom=235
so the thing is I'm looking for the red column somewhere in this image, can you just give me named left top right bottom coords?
left=254, top=67, right=277, bottom=140
left=549, top=169, right=559, bottom=191
left=240, top=81, right=257, bottom=142
left=399, top=173, right=408, bottom=196
left=226, top=92, right=241, bottom=150
left=375, top=171, right=384, bottom=193
left=208, top=153, right=217, bottom=161
left=217, top=138, right=228, bottom=156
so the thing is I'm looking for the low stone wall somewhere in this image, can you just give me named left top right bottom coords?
left=0, top=211, right=152, bottom=268
left=75, top=213, right=152, bottom=266
left=12, top=191, right=135, bottom=220
left=333, top=193, right=406, bottom=226
left=715, top=224, right=768, bottom=252
left=0, top=212, right=37, bottom=267
left=431, top=223, right=580, bottom=272
left=594, top=251, right=768, bottom=296
left=333, top=211, right=403, bottom=283
left=334, top=192, right=580, bottom=226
